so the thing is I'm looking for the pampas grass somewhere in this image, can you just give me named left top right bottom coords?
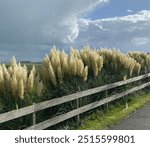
left=128, top=51, right=150, bottom=73
left=0, top=47, right=147, bottom=110
left=0, top=57, right=44, bottom=110
left=99, top=48, right=141, bottom=78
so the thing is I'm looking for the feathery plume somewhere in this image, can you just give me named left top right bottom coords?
left=18, top=79, right=24, bottom=99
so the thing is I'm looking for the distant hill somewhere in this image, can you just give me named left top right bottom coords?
left=20, top=61, right=42, bottom=64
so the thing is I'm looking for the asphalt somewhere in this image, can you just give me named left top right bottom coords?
left=109, top=103, right=150, bottom=130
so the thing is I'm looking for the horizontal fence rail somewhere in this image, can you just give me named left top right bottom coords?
left=0, top=73, right=150, bottom=129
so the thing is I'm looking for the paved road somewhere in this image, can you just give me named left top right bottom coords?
left=109, top=103, right=150, bottom=130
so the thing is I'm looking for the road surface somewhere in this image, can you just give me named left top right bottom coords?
left=110, top=103, right=150, bottom=130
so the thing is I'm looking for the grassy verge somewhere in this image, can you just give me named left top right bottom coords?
left=77, top=91, right=150, bottom=130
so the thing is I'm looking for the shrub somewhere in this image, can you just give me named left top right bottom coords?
left=128, top=51, right=150, bottom=74
left=0, top=57, right=44, bottom=111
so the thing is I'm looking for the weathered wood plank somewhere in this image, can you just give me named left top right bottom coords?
left=32, top=103, right=36, bottom=129
left=35, top=73, right=150, bottom=112
left=26, top=82, right=150, bottom=130
left=0, top=105, right=34, bottom=124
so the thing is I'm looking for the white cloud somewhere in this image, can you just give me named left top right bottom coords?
left=131, top=37, right=150, bottom=46
left=0, top=0, right=108, bottom=61
left=75, top=10, right=150, bottom=53
left=127, top=10, right=133, bottom=13
left=95, top=10, right=150, bottom=23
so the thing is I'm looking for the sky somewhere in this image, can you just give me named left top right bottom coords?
left=0, top=0, right=150, bottom=62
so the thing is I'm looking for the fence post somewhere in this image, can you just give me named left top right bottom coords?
left=76, top=98, right=80, bottom=124
left=32, top=103, right=36, bottom=130
left=124, top=77, right=128, bottom=110
left=77, top=86, right=80, bottom=124
left=125, top=87, right=128, bottom=109
left=106, top=90, right=109, bottom=111
left=125, top=99, right=128, bottom=109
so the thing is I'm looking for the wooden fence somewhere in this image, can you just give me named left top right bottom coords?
left=0, top=73, right=150, bottom=130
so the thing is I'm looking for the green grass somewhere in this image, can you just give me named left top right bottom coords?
left=77, top=91, right=150, bottom=130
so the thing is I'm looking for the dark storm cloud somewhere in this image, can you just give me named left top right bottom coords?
left=0, top=0, right=107, bottom=61
left=0, top=0, right=104, bottom=45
